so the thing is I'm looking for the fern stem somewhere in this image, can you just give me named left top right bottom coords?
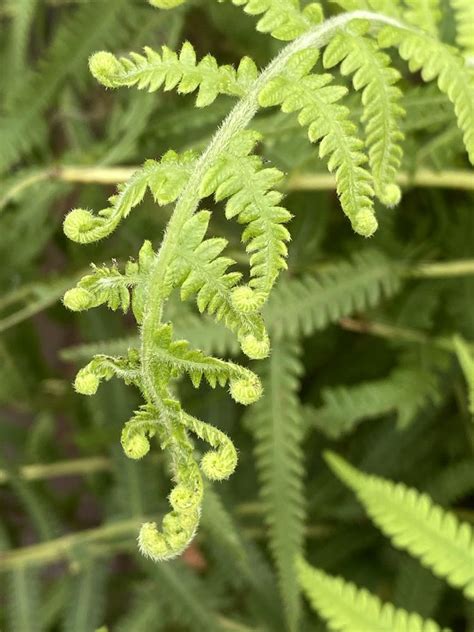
left=138, top=9, right=403, bottom=407
left=339, top=317, right=473, bottom=353
left=411, top=260, right=474, bottom=277
left=288, top=168, right=474, bottom=191
left=0, top=457, right=111, bottom=485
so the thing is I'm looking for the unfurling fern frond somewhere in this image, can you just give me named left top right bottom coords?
left=378, top=25, right=474, bottom=164
left=170, top=209, right=270, bottom=358
left=218, top=0, right=324, bottom=41
left=248, top=341, right=305, bottom=632
left=89, top=42, right=258, bottom=107
left=323, top=20, right=404, bottom=205
left=325, top=452, right=474, bottom=600
left=297, top=557, right=445, bottom=632
left=450, top=0, right=474, bottom=59
left=63, top=151, right=196, bottom=243
left=259, top=48, right=377, bottom=236
left=200, top=130, right=291, bottom=310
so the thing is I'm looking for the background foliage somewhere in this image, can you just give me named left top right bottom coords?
left=0, top=1, right=473, bottom=630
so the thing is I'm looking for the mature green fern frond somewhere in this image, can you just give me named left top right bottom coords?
left=249, top=341, right=305, bottom=632
left=150, top=560, right=222, bottom=631
left=115, top=585, right=166, bottom=632
left=297, top=557, right=445, bottom=632
left=259, top=48, right=377, bottom=236
left=89, top=41, right=258, bottom=107
left=428, top=459, right=474, bottom=506
left=264, top=249, right=401, bottom=339
left=451, top=0, right=474, bottom=58
left=403, top=0, right=441, bottom=35
left=7, top=567, right=42, bottom=632
left=201, top=130, right=291, bottom=308
left=378, top=25, right=474, bottom=164
left=217, top=0, right=323, bottom=41
left=63, top=562, right=107, bottom=632
left=323, top=20, right=404, bottom=205
left=453, top=335, right=474, bottom=416
left=312, top=366, right=440, bottom=437
left=325, top=452, right=474, bottom=600
left=0, top=0, right=133, bottom=173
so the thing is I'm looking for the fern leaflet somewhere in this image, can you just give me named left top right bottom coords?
left=248, top=341, right=305, bottom=632
left=325, top=451, right=474, bottom=600
left=297, top=557, right=446, bottom=632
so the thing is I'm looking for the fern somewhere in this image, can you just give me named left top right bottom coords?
left=323, top=19, right=405, bottom=205
left=90, top=41, right=258, bottom=107
left=7, top=567, right=42, bottom=632
left=451, top=0, right=474, bottom=59
left=217, top=0, right=324, bottom=41
left=312, top=366, right=440, bottom=437
left=453, top=335, right=474, bottom=416
left=248, top=341, right=305, bottom=632
left=264, top=249, right=401, bottom=339
left=297, top=557, right=446, bottom=632
left=200, top=129, right=292, bottom=308
left=259, top=47, right=378, bottom=236
left=378, top=25, right=474, bottom=164
left=325, top=451, right=474, bottom=600
left=63, top=562, right=107, bottom=632
left=59, top=0, right=474, bottom=567
left=403, top=0, right=441, bottom=35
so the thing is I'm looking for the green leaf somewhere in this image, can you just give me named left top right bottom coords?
left=325, top=451, right=474, bottom=600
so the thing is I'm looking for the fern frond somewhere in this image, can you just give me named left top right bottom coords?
left=89, top=41, right=258, bottom=107
left=218, top=0, right=324, bottom=41
left=264, top=249, right=401, bottom=339
left=7, top=567, right=42, bottom=632
left=378, top=25, right=474, bottom=164
left=453, top=335, right=474, bottom=416
left=171, top=209, right=269, bottom=357
left=63, top=562, right=107, bottom=632
left=297, top=557, right=445, bottom=632
left=325, top=452, right=474, bottom=600
left=150, top=321, right=262, bottom=403
left=63, top=151, right=195, bottom=244
left=451, top=0, right=474, bottom=58
left=323, top=20, right=405, bottom=205
left=249, top=341, right=305, bottom=632
left=201, top=130, right=292, bottom=308
left=259, top=48, right=377, bottom=236
left=312, top=366, right=440, bottom=438
left=403, top=0, right=441, bottom=36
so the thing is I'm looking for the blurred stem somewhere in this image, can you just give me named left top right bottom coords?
left=410, top=260, right=474, bottom=278
left=0, top=456, right=111, bottom=485
left=0, top=517, right=151, bottom=570
left=3, top=166, right=474, bottom=212
left=288, top=168, right=474, bottom=191
left=339, top=318, right=472, bottom=353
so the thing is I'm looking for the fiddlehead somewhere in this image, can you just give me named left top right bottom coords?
left=63, top=0, right=474, bottom=562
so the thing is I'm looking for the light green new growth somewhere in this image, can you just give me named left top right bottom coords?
left=450, top=0, right=474, bottom=59
left=63, top=0, right=474, bottom=561
left=325, top=452, right=474, bottom=600
left=297, top=557, right=445, bottom=632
